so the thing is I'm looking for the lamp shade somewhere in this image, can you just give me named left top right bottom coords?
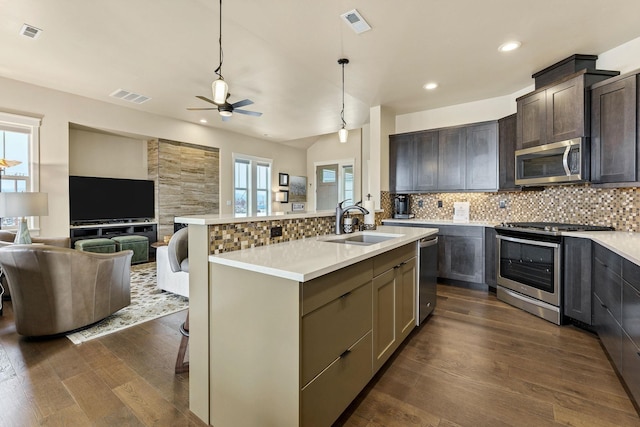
left=0, top=192, right=48, bottom=217
left=338, top=127, right=348, bottom=143
left=212, top=78, right=229, bottom=105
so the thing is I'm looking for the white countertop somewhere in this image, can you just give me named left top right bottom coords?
left=208, top=225, right=438, bottom=282
left=563, top=231, right=640, bottom=266
left=177, top=209, right=384, bottom=225
left=382, top=218, right=499, bottom=227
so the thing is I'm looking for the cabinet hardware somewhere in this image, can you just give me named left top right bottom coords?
left=637, top=352, right=640, bottom=358
left=339, top=349, right=351, bottom=358
left=339, top=291, right=352, bottom=299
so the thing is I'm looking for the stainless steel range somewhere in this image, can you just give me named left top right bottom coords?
left=494, top=222, right=613, bottom=324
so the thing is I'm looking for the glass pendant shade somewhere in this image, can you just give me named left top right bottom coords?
left=212, top=78, right=228, bottom=104
left=338, top=127, right=348, bottom=143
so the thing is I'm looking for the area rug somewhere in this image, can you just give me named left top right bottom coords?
left=66, top=262, right=189, bottom=344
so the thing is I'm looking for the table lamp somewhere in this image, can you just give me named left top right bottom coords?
left=0, top=192, right=48, bottom=244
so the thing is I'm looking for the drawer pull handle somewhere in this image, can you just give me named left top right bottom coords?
left=340, top=349, right=351, bottom=359
left=637, top=352, right=640, bottom=358
left=339, top=291, right=352, bottom=299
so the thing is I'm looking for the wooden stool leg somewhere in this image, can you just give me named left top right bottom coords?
left=175, top=311, right=189, bottom=374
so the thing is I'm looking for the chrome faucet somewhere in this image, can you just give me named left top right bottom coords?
left=335, top=200, right=369, bottom=234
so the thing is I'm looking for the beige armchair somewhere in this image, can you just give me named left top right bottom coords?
left=0, top=244, right=133, bottom=337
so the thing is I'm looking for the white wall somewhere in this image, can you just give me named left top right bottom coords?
left=305, top=129, right=362, bottom=211
left=69, top=128, right=148, bottom=179
left=0, top=76, right=306, bottom=237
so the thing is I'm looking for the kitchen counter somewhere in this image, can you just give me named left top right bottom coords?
left=185, top=223, right=437, bottom=425
left=177, top=208, right=383, bottom=226
left=208, top=225, right=437, bottom=282
left=382, top=218, right=499, bottom=227
left=564, top=230, right=640, bottom=266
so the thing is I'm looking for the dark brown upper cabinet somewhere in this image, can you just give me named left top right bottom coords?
left=389, top=121, right=498, bottom=193
left=498, top=114, right=518, bottom=190
left=389, top=130, right=438, bottom=193
left=591, top=73, right=638, bottom=184
left=517, top=69, right=619, bottom=150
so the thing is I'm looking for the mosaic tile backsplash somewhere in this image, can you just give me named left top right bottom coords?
left=400, top=185, right=640, bottom=232
left=208, top=212, right=386, bottom=254
left=206, top=184, right=639, bottom=255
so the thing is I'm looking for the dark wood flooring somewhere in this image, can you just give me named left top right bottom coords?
left=0, top=283, right=638, bottom=426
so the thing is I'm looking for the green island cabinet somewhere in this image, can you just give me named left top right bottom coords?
left=208, top=243, right=418, bottom=427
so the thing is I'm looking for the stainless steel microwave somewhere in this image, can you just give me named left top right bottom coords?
left=515, top=138, right=588, bottom=186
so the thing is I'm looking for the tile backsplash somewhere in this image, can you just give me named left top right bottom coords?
left=392, top=185, right=640, bottom=232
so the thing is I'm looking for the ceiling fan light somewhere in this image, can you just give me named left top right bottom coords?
left=338, top=127, right=348, bottom=143
left=212, top=78, right=228, bottom=104
left=219, top=109, right=233, bottom=117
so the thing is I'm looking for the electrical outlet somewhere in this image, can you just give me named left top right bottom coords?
left=499, top=200, right=507, bottom=209
left=418, top=200, right=424, bottom=208
left=437, top=200, right=443, bottom=208
left=270, top=226, right=283, bottom=238
left=226, top=200, right=231, bottom=206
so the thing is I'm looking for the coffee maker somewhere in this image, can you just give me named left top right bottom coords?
left=393, top=194, right=414, bottom=219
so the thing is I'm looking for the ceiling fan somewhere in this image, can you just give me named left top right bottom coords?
left=187, top=95, right=262, bottom=121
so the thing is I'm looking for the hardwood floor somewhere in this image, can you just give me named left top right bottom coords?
left=0, top=283, right=638, bottom=426
left=337, top=284, right=640, bottom=427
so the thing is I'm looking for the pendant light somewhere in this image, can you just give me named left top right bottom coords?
left=338, top=58, right=349, bottom=143
left=211, top=0, right=228, bottom=105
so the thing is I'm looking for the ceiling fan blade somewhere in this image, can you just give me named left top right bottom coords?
left=187, top=107, right=218, bottom=110
left=231, top=99, right=254, bottom=108
left=196, top=95, right=217, bottom=105
left=234, top=109, right=262, bottom=117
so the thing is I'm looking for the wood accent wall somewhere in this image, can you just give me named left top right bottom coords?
left=148, top=139, right=219, bottom=239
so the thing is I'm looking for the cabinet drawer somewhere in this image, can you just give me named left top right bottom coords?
left=623, top=279, right=640, bottom=348
left=593, top=292, right=622, bottom=371
left=301, top=282, right=372, bottom=386
left=622, top=331, right=640, bottom=406
left=301, top=332, right=373, bottom=427
left=594, top=244, right=622, bottom=273
left=373, top=243, right=416, bottom=277
left=593, top=256, right=622, bottom=323
left=302, top=259, right=373, bottom=315
left=623, top=259, right=640, bottom=289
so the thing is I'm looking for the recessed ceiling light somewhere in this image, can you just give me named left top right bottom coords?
left=498, top=41, right=521, bottom=52
left=423, top=82, right=438, bottom=90
left=199, top=119, right=207, bottom=123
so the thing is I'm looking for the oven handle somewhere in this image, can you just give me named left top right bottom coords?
left=496, top=234, right=561, bottom=249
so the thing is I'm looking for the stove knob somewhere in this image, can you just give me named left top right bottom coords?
left=551, top=226, right=559, bottom=232
left=544, top=225, right=551, bottom=231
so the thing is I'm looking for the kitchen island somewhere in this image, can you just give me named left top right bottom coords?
left=176, top=220, right=437, bottom=427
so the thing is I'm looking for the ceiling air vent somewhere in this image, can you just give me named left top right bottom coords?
left=340, top=9, right=371, bottom=34
left=20, top=24, right=42, bottom=39
left=109, top=89, right=151, bottom=104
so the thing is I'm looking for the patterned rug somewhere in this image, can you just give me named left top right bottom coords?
left=66, top=262, right=189, bottom=344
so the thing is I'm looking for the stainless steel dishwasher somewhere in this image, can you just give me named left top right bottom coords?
left=418, top=236, right=438, bottom=324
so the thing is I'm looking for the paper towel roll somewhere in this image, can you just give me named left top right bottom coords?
left=363, top=200, right=375, bottom=225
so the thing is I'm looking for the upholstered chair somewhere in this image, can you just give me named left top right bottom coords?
left=0, top=244, right=132, bottom=337
left=0, top=230, right=70, bottom=248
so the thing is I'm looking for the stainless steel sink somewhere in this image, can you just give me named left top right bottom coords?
left=322, top=232, right=401, bottom=246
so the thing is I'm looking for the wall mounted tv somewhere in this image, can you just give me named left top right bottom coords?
left=69, top=176, right=155, bottom=224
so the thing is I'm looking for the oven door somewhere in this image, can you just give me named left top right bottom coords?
left=496, top=234, right=561, bottom=306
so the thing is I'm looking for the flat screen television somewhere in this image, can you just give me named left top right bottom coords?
left=69, top=176, right=155, bottom=224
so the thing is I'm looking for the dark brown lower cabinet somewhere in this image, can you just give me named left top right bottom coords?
left=592, top=243, right=640, bottom=408
left=563, top=237, right=592, bottom=324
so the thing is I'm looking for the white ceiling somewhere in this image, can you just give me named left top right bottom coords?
left=2, top=0, right=640, bottom=146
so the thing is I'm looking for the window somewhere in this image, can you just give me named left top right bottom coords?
left=233, top=154, right=272, bottom=217
left=314, top=159, right=355, bottom=210
left=0, top=112, right=41, bottom=229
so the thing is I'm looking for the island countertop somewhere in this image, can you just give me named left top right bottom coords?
left=208, top=225, right=438, bottom=282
